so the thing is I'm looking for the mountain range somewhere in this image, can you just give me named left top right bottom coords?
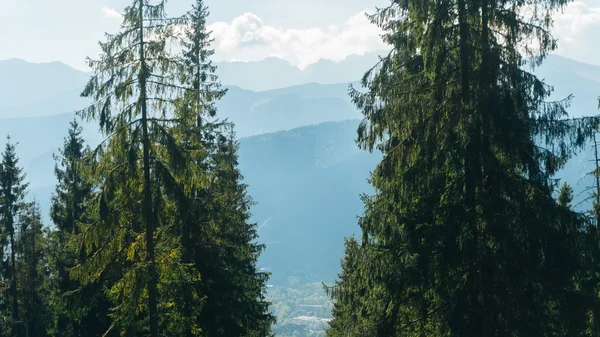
left=1, top=52, right=600, bottom=283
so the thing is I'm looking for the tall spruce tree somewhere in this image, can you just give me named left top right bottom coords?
left=170, top=2, right=275, bottom=334
left=327, top=0, right=597, bottom=336
left=0, top=136, right=29, bottom=337
left=73, top=1, right=197, bottom=336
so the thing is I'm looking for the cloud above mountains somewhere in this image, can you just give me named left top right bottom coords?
left=171, top=1, right=600, bottom=70
left=2, top=1, right=599, bottom=72
left=552, top=1, right=600, bottom=65
left=207, top=10, right=389, bottom=69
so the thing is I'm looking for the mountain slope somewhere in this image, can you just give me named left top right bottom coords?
left=0, top=53, right=375, bottom=119
left=238, top=120, right=380, bottom=283
left=0, top=59, right=90, bottom=115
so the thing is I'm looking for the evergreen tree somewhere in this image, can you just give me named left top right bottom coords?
left=194, top=126, right=275, bottom=337
left=49, top=119, right=112, bottom=337
left=0, top=136, right=29, bottom=337
left=575, top=133, right=600, bottom=336
left=73, top=1, right=199, bottom=336
left=170, top=2, right=275, bottom=334
left=324, top=237, right=368, bottom=336
left=327, top=0, right=597, bottom=336
left=17, top=202, right=49, bottom=337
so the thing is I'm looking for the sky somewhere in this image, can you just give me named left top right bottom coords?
left=0, top=0, right=599, bottom=71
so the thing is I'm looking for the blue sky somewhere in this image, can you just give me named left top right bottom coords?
left=0, top=0, right=599, bottom=71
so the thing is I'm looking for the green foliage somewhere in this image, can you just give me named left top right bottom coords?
left=267, top=277, right=333, bottom=337
left=0, top=138, right=53, bottom=337
left=327, top=0, right=600, bottom=336
left=0, top=136, right=30, bottom=336
left=192, top=127, right=275, bottom=337
left=67, top=0, right=274, bottom=336
left=73, top=1, right=199, bottom=336
left=17, top=202, right=50, bottom=337
left=48, top=119, right=113, bottom=337
left=166, top=2, right=275, bottom=335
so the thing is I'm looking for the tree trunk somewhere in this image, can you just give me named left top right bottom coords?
left=138, top=1, right=159, bottom=336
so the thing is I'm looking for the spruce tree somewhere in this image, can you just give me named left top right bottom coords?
left=0, top=135, right=28, bottom=337
left=196, top=126, right=275, bottom=337
left=73, top=1, right=199, bottom=336
left=49, top=119, right=112, bottom=337
left=327, top=0, right=597, bottom=336
left=17, top=201, right=49, bottom=337
left=170, top=2, right=275, bottom=334
left=575, top=133, right=600, bottom=336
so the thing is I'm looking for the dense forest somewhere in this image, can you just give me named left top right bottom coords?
left=2, top=0, right=600, bottom=336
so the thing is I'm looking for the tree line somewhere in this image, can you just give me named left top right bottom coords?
left=0, top=1, right=274, bottom=337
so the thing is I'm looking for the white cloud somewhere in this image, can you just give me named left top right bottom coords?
left=551, top=1, right=600, bottom=65
left=208, top=10, right=390, bottom=69
left=102, top=7, right=123, bottom=20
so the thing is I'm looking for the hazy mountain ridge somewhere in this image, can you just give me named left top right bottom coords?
left=215, top=52, right=380, bottom=91
left=1, top=53, right=600, bottom=283
left=0, top=53, right=374, bottom=119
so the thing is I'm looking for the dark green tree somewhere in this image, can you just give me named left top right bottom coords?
left=170, top=2, right=275, bottom=334
left=327, top=0, right=597, bottom=336
left=194, top=126, right=275, bottom=337
left=0, top=136, right=29, bottom=337
left=17, top=201, right=50, bottom=337
left=575, top=133, right=600, bottom=336
left=49, top=119, right=113, bottom=337
left=324, top=237, right=368, bottom=336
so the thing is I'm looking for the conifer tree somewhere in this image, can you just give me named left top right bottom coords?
left=196, top=126, right=275, bottom=337
left=17, top=201, right=50, bottom=337
left=576, top=133, right=600, bottom=336
left=0, top=136, right=29, bottom=337
left=73, top=1, right=197, bottom=336
left=49, top=119, right=112, bottom=337
left=327, top=0, right=597, bottom=336
left=169, top=2, right=275, bottom=334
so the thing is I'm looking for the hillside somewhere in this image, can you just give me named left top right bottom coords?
left=239, top=120, right=380, bottom=283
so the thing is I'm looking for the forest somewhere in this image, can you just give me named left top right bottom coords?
left=2, top=0, right=600, bottom=336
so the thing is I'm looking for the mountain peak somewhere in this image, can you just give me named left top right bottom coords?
left=0, top=58, right=77, bottom=70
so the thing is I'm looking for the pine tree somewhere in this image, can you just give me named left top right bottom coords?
left=327, top=0, right=597, bottom=336
left=73, top=1, right=200, bottom=336
left=0, top=136, right=29, bottom=337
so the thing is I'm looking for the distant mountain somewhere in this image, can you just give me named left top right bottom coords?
left=2, top=53, right=600, bottom=284
left=0, top=59, right=90, bottom=117
left=215, top=53, right=381, bottom=91
left=0, top=58, right=364, bottom=135
left=220, top=83, right=361, bottom=137
left=238, top=120, right=380, bottom=284
left=0, top=53, right=378, bottom=119
left=534, top=55, right=600, bottom=118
